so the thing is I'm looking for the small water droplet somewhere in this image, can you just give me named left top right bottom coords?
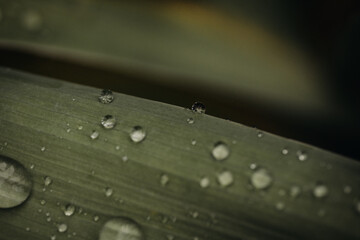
left=297, top=151, right=307, bottom=161
left=41, top=146, right=46, bottom=152
left=249, top=163, right=257, bottom=170
left=40, top=199, right=46, bottom=205
left=167, top=235, right=175, bottom=240
left=58, top=223, right=68, bottom=233
left=26, top=227, right=30, bottom=231
left=0, top=156, right=32, bottom=208
left=344, top=186, right=352, bottom=194
left=250, top=168, right=273, bottom=190
left=190, top=211, right=199, bottom=218
left=66, top=128, right=71, bottom=133
left=187, top=118, right=194, bottom=124
left=90, top=130, right=99, bottom=140
left=275, top=202, right=285, bottom=211
left=50, top=235, right=56, bottom=240
left=313, top=184, right=328, bottom=198
left=94, top=215, right=100, bottom=222
left=257, top=132, right=263, bottom=138
left=46, top=217, right=51, bottom=222
left=101, top=115, right=116, bottom=129
left=44, top=176, right=52, bottom=186
left=115, top=145, right=120, bottom=150
left=3, top=142, right=8, bottom=146
left=191, top=102, right=206, bottom=113
left=38, top=208, right=42, bottom=213
left=281, top=148, right=289, bottom=155
left=98, top=89, right=114, bottom=104
left=160, top=174, right=169, bottom=186
left=193, top=237, right=200, bottom=240
left=199, top=177, right=210, bottom=188
left=130, top=126, right=146, bottom=143
left=217, top=170, right=234, bottom=187
left=22, top=10, right=42, bottom=31
left=289, top=185, right=301, bottom=198
left=77, top=125, right=83, bottom=130
left=99, top=218, right=144, bottom=240
left=29, top=164, right=35, bottom=170
left=122, top=155, right=128, bottom=162
left=104, top=187, right=113, bottom=197
left=64, top=204, right=76, bottom=216
left=211, top=141, right=230, bottom=161
left=191, top=139, right=197, bottom=145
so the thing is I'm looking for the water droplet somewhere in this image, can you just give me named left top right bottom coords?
left=64, top=204, right=76, bottom=216
left=211, top=141, right=230, bottom=161
left=187, top=118, right=194, bottom=124
left=160, top=174, right=169, bottom=186
left=257, top=132, right=263, bottom=138
left=275, top=202, right=285, bottom=211
left=22, top=10, right=42, bottom=31
left=297, top=151, right=307, bottom=161
left=130, top=126, right=146, bottom=143
left=26, top=227, right=30, bottom=231
left=190, top=211, right=199, bottom=218
left=191, top=102, right=206, bottom=113
left=101, top=115, right=116, bottom=129
left=66, top=128, right=71, bottom=133
left=29, top=164, right=35, bottom=170
left=115, top=146, right=120, bottom=150
left=167, top=235, right=175, bottom=240
left=344, top=186, right=352, bottom=194
left=40, top=199, right=46, bottom=205
left=94, top=215, right=100, bottom=222
left=281, top=148, right=289, bottom=155
left=44, top=176, right=52, bottom=186
left=317, top=209, right=326, bottom=217
left=313, top=184, right=328, bottom=198
left=289, top=185, right=301, bottom=198
left=250, top=168, right=273, bottom=190
left=90, top=130, right=99, bottom=140
left=191, top=139, right=197, bottom=145
left=50, top=235, right=56, bottom=240
left=249, top=163, right=257, bottom=170
left=0, top=156, right=32, bottom=208
left=46, top=217, right=51, bottom=222
left=104, top=187, right=113, bottom=197
left=58, top=223, right=68, bottom=233
left=3, top=142, right=8, bottom=146
left=122, top=155, right=128, bottom=162
left=193, top=237, right=200, bottom=240
left=98, top=89, right=114, bottom=104
left=217, top=170, right=234, bottom=187
left=99, top=218, right=144, bottom=240
left=41, top=146, right=46, bottom=152
left=199, top=177, right=210, bottom=188
left=77, top=125, right=83, bottom=130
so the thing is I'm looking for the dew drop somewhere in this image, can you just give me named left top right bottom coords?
left=191, top=102, right=206, bottom=114
left=211, top=141, right=230, bottom=161
left=0, top=155, right=32, bottom=208
left=297, top=151, right=307, bottom=161
left=249, top=163, right=257, bottom=170
left=30, top=164, right=35, bottom=170
left=90, top=130, right=99, bottom=140
left=122, top=155, right=128, bottom=162
left=26, top=227, right=30, bottom=231
left=115, top=146, right=120, bottom=150
left=187, top=118, right=194, bottom=124
left=130, top=126, right=146, bottom=143
left=66, top=128, right=71, bottom=133
left=275, top=202, right=285, bottom=211
left=160, top=174, right=169, bottom=186
left=64, top=204, right=76, bottom=216
left=99, top=217, right=144, bottom=240
left=313, top=184, right=328, bottom=198
left=190, top=211, right=199, bottom=218
left=94, top=215, right=100, bottom=222
left=22, top=10, right=42, bottom=31
left=257, top=132, right=263, bottom=138
left=344, top=185, right=352, bottom=194
left=101, top=115, right=116, bottom=129
left=105, top=187, right=113, bottom=197
left=281, top=148, right=289, bottom=155
left=58, top=223, right=68, bottom=233
left=50, top=235, right=56, bottom=240
left=191, top=139, right=197, bottom=146
left=289, top=185, right=301, bottom=198
left=46, top=217, right=51, bottom=222
left=41, top=146, right=46, bottom=152
left=77, top=125, right=83, bottom=130
left=250, top=168, right=273, bottom=190
left=44, top=176, right=52, bottom=186
left=199, top=177, right=210, bottom=188
left=217, top=170, right=234, bottom=187
left=167, top=235, right=175, bottom=240
left=40, top=199, right=46, bottom=205
left=98, top=89, right=114, bottom=104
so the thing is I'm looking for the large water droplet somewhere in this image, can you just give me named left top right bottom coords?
left=101, top=115, right=116, bottom=129
left=99, top=89, right=114, bottom=104
left=191, top=102, right=206, bottom=114
left=0, top=155, right=32, bottom=208
left=90, top=130, right=99, bottom=140
left=130, top=126, right=146, bottom=143
left=313, top=184, right=328, bottom=198
left=99, top=218, right=144, bottom=240
left=217, top=170, right=234, bottom=187
left=57, top=223, right=68, bottom=233
left=211, top=142, right=230, bottom=161
left=250, top=168, right=273, bottom=190
left=22, top=10, right=42, bottom=31
left=63, top=204, right=76, bottom=216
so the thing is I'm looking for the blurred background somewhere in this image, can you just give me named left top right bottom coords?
left=0, top=0, right=359, bottom=159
